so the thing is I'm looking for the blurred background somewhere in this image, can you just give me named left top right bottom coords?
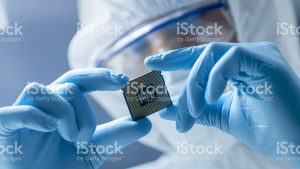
left=0, top=0, right=161, bottom=168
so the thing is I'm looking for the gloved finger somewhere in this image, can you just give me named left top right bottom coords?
left=49, top=83, right=97, bottom=142
left=51, top=68, right=129, bottom=93
left=159, top=105, right=177, bottom=121
left=160, top=93, right=232, bottom=134
left=186, top=42, right=232, bottom=118
left=144, top=46, right=206, bottom=71
left=92, top=116, right=151, bottom=151
left=14, top=82, right=78, bottom=141
left=195, top=93, right=232, bottom=134
left=50, top=68, right=128, bottom=142
left=204, top=44, right=267, bottom=104
left=80, top=117, right=151, bottom=168
left=158, top=92, right=200, bottom=132
left=0, top=105, right=57, bottom=136
left=205, top=42, right=280, bottom=103
left=205, top=46, right=240, bottom=103
left=176, top=88, right=195, bottom=133
left=158, top=93, right=232, bottom=134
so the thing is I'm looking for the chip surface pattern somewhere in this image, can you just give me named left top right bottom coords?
left=123, top=71, right=172, bottom=121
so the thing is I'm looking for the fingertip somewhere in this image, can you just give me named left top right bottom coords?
left=67, top=132, right=78, bottom=142
left=205, top=84, right=222, bottom=104
left=144, top=55, right=161, bottom=70
left=176, top=123, right=189, bottom=133
left=71, top=133, right=79, bottom=142
left=175, top=116, right=185, bottom=133
left=135, top=118, right=152, bottom=135
left=144, top=56, right=152, bottom=66
left=115, top=116, right=152, bottom=135
left=65, top=124, right=79, bottom=142
left=176, top=112, right=195, bottom=133
left=205, top=92, right=213, bottom=104
left=190, top=111, right=201, bottom=119
left=92, top=117, right=152, bottom=148
left=109, top=71, right=129, bottom=84
left=46, top=118, right=57, bottom=131
left=159, top=106, right=177, bottom=121
left=76, top=125, right=97, bottom=142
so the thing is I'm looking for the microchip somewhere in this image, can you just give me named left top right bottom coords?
left=123, top=71, right=172, bottom=121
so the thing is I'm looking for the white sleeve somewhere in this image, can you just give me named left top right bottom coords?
left=228, top=0, right=300, bottom=77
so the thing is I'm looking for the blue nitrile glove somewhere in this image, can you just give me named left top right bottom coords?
left=0, top=68, right=152, bottom=169
left=144, top=42, right=300, bottom=168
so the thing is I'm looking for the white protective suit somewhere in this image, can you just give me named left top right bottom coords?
left=68, top=0, right=300, bottom=168
left=0, top=0, right=8, bottom=28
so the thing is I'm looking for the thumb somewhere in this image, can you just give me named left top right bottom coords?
left=92, top=117, right=152, bottom=148
left=158, top=94, right=232, bottom=134
left=196, top=93, right=232, bottom=134
left=78, top=117, right=152, bottom=168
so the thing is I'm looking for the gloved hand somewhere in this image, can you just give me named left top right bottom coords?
left=144, top=42, right=300, bottom=168
left=0, top=68, right=152, bottom=169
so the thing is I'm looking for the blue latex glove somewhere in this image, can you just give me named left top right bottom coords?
left=0, top=68, right=152, bottom=169
left=145, top=42, right=300, bottom=167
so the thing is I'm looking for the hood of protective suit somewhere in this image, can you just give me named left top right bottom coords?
left=228, top=0, right=300, bottom=77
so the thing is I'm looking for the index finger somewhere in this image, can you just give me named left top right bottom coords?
left=144, top=45, right=206, bottom=71
left=51, top=68, right=129, bottom=93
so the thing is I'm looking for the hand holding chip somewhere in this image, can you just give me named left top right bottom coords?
left=0, top=68, right=152, bottom=169
left=144, top=42, right=300, bottom=168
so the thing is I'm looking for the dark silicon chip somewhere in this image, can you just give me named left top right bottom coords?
left=123, top=71, right=172, bottom=121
